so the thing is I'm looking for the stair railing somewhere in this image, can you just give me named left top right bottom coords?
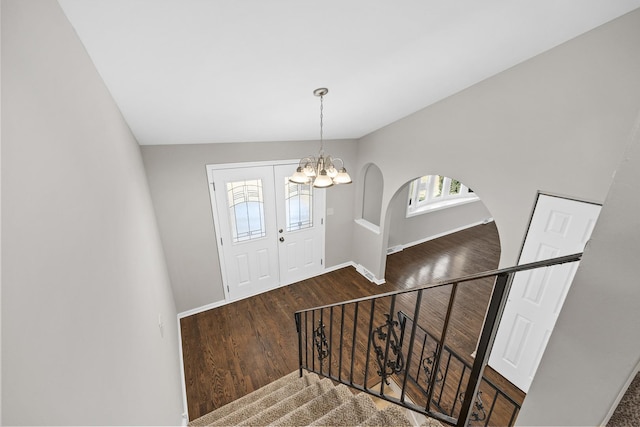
left=294, top=253, right=582, bottom=427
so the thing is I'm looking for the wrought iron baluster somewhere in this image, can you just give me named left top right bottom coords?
left=458, top=273, right=509, bottom=427
left=422, top=349, right=444, bottom=386
left=364, top=299, right=376, bottom=387
left=350, top=302, right=359, bottom=385
left=451, top=364, right=467, bottom=416
left=338, top=305, right=345, bottom=382
left=458, top=390, right=486, bottom=422
left=426, top=282, right=458, bottom=413
left=295, top=312, right=303, bottom=377
left=484, top=391, right=500, bottom=427
left=313, top=314, right=329, bottom=366
left=311, top=310, right=315, bottom=372
left=371, top=305, right=405, bottom=386
left=437, top=352, right=453, bottom=409
left=379, top=295, right=397, bottom=395
left=304, top=311, right=308, bottom=369
left=328, top=306, right=334, bottom=377
left=415, top=333, right=427, bottom=385
left=400, top=290, right=423, bottom=404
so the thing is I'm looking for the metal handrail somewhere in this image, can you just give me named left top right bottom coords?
left=294, top=252, right=583, bottom=426
left=294, top=253, right=581, bottom=315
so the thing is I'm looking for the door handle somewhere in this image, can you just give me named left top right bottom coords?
left=279, top=237, right=285, bottom=242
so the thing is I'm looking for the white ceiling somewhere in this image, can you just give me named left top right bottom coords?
left=58, top=0, right=640, bottom=146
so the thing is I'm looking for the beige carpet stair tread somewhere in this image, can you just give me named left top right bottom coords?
left=271, top=384, right=354, bottom=426
left=309, top=393, right=378, bottom=426
left=188, top=371, right=312, bottom=426
left=191, top=370, right=444, bottom=426
left=208, top=374, right=320, bottom=426
left=239, top=378, right=335, bottom=426
left=358, top=405, right=414, bottom=427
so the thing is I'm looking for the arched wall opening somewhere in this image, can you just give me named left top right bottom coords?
left=380, top=173, right=501, bottom=283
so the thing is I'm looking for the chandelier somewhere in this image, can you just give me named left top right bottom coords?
left=289, top=88, right=352, bottom=188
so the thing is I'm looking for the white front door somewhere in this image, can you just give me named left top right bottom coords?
left=209, top=162, right=325, bottom=301
left=210, top=165, right=279, bottom=300
left=489, top=194, right=601, bottom=392
left=274, top=164, right=325, bottom=285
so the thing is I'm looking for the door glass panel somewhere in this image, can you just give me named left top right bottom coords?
left=284, top=179, right=313, bottom=232
left=226, top=179, right=266, bottom=242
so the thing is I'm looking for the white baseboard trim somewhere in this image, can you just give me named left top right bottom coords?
left=177, top=299, right=228, bottom=319
left=356, top=263, right=386, bottom=285
left=323, top=261, right=357, bottom=273
left=176, top=316, right=189, bottom=423
left=389, top=218, right=494, bottom=252
left=177, top=263, right=360, bottom=319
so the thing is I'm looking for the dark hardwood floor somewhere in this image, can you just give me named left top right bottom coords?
left=180, top=222, right=523, bottom=422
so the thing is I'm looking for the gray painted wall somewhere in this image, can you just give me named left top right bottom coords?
left=387, top=184, right=492, bottom=248
left=1, top=1, right=183, bottom=424
left=517, top=112, right=640, bottom=426
left=140, top=140, right=357, bottom=313
left=348, top=9, right=640, bottom=425
left=352, top=8, right=640, bottom=281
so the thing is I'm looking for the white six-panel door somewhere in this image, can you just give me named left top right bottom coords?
left=488, top=194, right=601, bottom=392
left=209, top=162, right=325, bottom=301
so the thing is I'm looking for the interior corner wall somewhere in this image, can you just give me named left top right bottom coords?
left=140, top=139, right=357, bottom=313
left=516, top=110, right=640, bottom=426
left=1, top=0, right=183, bottom=424
left=351, top=8, right=640, bottom=280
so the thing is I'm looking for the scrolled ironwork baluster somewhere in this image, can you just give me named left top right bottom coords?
left=458, top=390, right=487, bottom=422
left=371, top=311, right=405, bottom=385
left=313, top=319, right=329, bottom=364
left=422, top=349, right=444, bottom=386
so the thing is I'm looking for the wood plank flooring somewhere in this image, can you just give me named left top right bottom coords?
left=180, top=222, right=523, bottom=422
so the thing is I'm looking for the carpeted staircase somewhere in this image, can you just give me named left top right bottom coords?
left=189, top=371, right=437, bottom=426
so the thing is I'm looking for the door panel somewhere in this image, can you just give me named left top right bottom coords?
left=211, top=166, right=279, bottom=300
left=489, top=194, right=601, bottom=392
left=274, top=164, right=324, bottom=285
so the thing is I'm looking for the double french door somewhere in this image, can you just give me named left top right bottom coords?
left=207, top=162, right=325, bottom=301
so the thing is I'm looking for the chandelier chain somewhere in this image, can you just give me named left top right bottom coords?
left=319, top=93, right=324, bottom=152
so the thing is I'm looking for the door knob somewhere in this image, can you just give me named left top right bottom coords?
left=279, top=237, right=285, bottom=242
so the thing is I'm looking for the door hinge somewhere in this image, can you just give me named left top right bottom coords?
left=212, top=181, right=216, bottom=191
left=321, top=258, right=323, bottom=266
left=220, top=237, right=223, bottom=246
left=227, top=285, right=230, bottom=293
left=321, top=218, right=324, bottom=225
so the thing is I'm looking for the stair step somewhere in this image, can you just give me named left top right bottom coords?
left=309, top=393, right=378, bottom=426
left=239, top=378, right=335, bottom=426
left=359, top=405, right=414, bottom=427
left=208, top=374, right=320, bottom=426
left=270, top=383, right=354, bottom=426
left=190, top=371, right=430, bottom=426
left=189, top=371, right=309, bottom=426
